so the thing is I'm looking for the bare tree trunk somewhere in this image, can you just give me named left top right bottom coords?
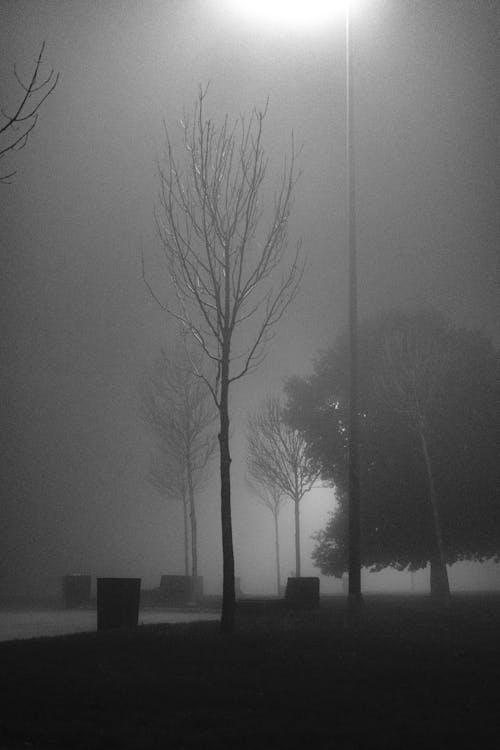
left=294, top=497, right=301, bottom=578
left=273, top=508, right=281, bottom=596
left=429, top=558, right=449, bottom=598
left=186, top=454, right=198, bottom=599
left=219, top=354, right=235, bottom=634
left=419, top=426, right=450, bottom=604
left=188, top=494, right=198, bottom=600
left=182, top=494, right=190, bottom=578
left=190, top=502, right=198, bottom=592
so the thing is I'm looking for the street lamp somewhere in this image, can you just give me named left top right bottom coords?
left=216, top=0, right=364, bottom=612
left=345, top=1, right=362, bottom=616
left=222, top=1, right=346, bottom=30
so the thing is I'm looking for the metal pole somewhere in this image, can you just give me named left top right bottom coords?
left=346, top=2, right=362, bottom=608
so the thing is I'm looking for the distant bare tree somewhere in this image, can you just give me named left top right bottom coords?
left=141, top=343, right=217, bottom=591
left=149, top=448, right=190, bottom=576
left=144, top=88, right=305, bottom=632
left=246, top=477, right=286, bottom=595
left=375, top=314, right=453, bottom=604
left=247, top=397, right=320, bottom=578
left=1, top=42, right=59, bottom=184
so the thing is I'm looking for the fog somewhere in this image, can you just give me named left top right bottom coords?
left=1, top=1, right=499, bottom=603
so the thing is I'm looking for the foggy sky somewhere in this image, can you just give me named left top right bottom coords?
left=1, top=1, right=499, bottom=598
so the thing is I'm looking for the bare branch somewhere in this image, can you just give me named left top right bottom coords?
left=247, top=396, right=321, bottom=505
left=245, top=475, right=287, bottom=517
left=140, top=342, right=217, bottom=513
left=144, top=89, right=305, bottom=405
left=0, top=42, right=59, bottom=184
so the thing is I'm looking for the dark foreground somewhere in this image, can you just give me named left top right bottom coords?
left=0, top=594, right=498, bottom=749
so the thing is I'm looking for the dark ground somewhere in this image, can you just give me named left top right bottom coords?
left=0, top=593, right=499, bottom=749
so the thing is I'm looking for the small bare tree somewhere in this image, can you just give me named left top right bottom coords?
left=141, top=343, right=217, bottom=592
left=149, top=448, right=190, bottom=577
left=246, top=477, right=286, bottom=595
left=144, top=88, right=305, bottom=632
left=1, top=42, right=59, bottom=184
left=247, top=397, right=320, bottom=578
left=375, top=315, right=453, bottom=604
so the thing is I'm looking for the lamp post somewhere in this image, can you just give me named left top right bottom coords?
left=345, top=1, right=362, bottom=615
left=217, top=0, right=363, bottom=610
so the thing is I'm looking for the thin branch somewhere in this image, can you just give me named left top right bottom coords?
left=1, top=42, right=59, bottom=183
left=144, top=88, right=305, bottom=408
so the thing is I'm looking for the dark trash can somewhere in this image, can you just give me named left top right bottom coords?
left=97, top=578, right=141, bottom=631
left=62, top=574, right=91, bottom=608
left=284, top=577, right=320, bottom=610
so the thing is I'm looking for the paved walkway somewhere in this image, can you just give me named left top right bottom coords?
left=0, top=609, right=219, bottom=643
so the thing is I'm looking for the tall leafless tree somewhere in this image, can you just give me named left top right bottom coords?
left=141, top=343, right=217, bottom=593
left=375, top=316, right=453, bottom=605
left=1, top=42, right=59, bottom=184
left=246, top=477, right=286, bottom=595
left=144, top=88, right=305, bottom=632
left=247, top=397, right=320, bottom=579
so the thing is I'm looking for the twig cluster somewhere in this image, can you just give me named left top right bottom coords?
left=143, top=86, right=305, bottom=407
left=1, top=42, right=59, bottom=184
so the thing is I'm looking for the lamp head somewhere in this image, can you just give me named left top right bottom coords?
left=217, top=1, right=361, bottom=31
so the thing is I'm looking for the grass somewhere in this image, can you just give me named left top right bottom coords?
left=0, top=593, right=499, bottom=749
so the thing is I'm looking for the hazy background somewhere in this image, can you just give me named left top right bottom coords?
left=1, top=0, right=499, bottom=599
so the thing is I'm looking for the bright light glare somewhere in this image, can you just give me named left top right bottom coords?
left=220, top=0, right=350, bottom=31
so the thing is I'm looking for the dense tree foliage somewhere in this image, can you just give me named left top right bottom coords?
left=285, top=310, right=500, bottom=588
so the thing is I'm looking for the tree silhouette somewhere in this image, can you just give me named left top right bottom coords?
left=148, top=448, right=190, bottom=577
left=375, top=315, right=453, bottom=603
left=144, top=88, right=305, bottom=632
left=285, top=310, right=500, bottom=598
left=247, top=397, right=320, bottom=578
left=246, top=477, right=286, bottom=595
left=141, top=343, right=217, bottom=592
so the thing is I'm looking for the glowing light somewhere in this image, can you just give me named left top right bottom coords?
left=218, top=0, right=351, bottom=31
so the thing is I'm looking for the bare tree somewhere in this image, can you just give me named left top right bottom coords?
left=144, top=88, right=305, bottom=632
left=1, top=42, right=59, bottom=184
left=246, top=477, right=286, bottom=595
left=247, top=397, right=320, bottom=578
left=375, top=314, right=453, bottom=605
left=141, top=343, right=217, bottom=593
left=149, top=448, right=190, bottom=577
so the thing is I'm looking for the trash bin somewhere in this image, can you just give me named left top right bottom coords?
left=97, top=578, right=141, bottom=630
left=62, top=574, right=91, bottom=608
left=284, top=577, right=320, bottom=610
